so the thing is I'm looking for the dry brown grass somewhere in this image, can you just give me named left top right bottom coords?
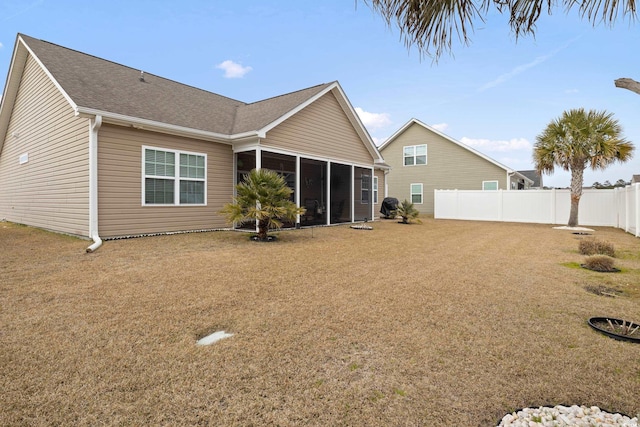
left=1, top=219, right=639, bottom=426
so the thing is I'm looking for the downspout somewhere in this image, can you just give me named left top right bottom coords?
left=384, top=169, right=389, bottom=198
left=86, top=115, right=102, bottom=252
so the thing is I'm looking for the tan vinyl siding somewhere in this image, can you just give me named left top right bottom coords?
left=381, top=123, right=508, bottom=215
left=98, top=125, right=233, bottom=237
left=0, top=54, right=90, bottom=236
left=374, top=169, right=385, bottom=218
left=261, top=91, right=374, bottom=165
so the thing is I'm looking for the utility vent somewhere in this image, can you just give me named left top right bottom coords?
left=196, top=331, right=233, bottom=346
left=19, top=153, right=28, bottom=164
left=139, top=71, right=145, bottom=82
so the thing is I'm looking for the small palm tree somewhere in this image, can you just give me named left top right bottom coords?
left=395, top=199, right=421, bottom=224
left=533, top=108, right=634, bottom=227
left=220, top=169, right=305, bottom=240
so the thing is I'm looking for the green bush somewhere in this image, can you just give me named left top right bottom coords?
left=583, top=255, right=617, bottom=272
left=578, top=238, right=615, bottom=257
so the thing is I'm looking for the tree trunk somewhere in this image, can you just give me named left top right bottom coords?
left=614, top=78, right=640, bottom=95
left=568, top=166, right=584, bottom=227
left=258, top=219, right=269, bottom=240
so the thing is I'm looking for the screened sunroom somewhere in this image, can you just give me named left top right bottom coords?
left=235, top=149, right=374, bottom=228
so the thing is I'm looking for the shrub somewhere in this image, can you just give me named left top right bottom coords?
left=578, top=238, right=615, bottom=257
left=583, top=255, right=617, bottom=272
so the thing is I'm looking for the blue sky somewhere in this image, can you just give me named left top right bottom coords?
left=1, top=0, right=638, bottom=188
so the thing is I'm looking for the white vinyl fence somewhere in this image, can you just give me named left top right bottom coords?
left=434, top=184, right=640, bottom=237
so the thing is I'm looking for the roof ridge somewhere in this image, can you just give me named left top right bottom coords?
left=243, top=81, right=334, bottom=106
left=18, top=33, right=246, bottom=106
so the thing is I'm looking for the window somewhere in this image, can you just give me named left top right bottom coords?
left=410, top=183, right=423, bottom=204
left=361, top=173, right=370, bottom=204
left=482, top=180, right=498, bottom=191
left=144, top=147, right=206, bottom=205
left=403, top=144, right=427, bottom=166
left=373, top=176, right=379, bottom=204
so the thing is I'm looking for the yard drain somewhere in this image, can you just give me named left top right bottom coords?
left=196, top=331, right=234, bottom=346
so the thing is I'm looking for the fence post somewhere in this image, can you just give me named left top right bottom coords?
left=551, top=188, right=556, bottom=224
left=626, top=185, right=630, bottom=233
left=634, top=183, right=640, bottom=237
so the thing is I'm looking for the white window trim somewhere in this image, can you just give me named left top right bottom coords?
left=482, top=180, right=499, bottom=191
left=361, top=173, right=370, bottom=204
left=403, top=144, right=427, bottom=167
left=410, top=183, right=423, bottom=204
left=373, top=176, right=379, bottom=204
left=142, top=145, right=207, bottom=206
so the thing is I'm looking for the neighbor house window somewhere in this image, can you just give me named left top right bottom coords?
left=373, top=176, right=379, bottom=204
left=403, top=144, right=427, bottom=166
left=410, top=183, right=423, bottom=204
left=144, top=147, right=206, bottom=205
left=482, top=180, right=498, bottom=191
left=361, top=173, right=370, bottom=204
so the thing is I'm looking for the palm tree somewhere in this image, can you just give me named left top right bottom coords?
left=395, top=199, right=422, bottom=224
left=533, top=108, right=634, bottom=227
left=363, top=0, right=637, bottom=59
left=615, top=78, right=640, bottom=95
left=220, top=169, right=305, bottom=240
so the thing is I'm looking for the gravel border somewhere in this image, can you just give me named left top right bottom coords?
left=498, top=405, right=638, bottom=426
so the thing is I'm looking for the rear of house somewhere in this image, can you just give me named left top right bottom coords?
left=0, top=34, right=388, bottom=246
left=379, top=119, right=531, bottom=215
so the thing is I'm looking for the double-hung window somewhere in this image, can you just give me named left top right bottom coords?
left=144, top=147, right=206, bottom=205
left=410, top=183, right=423, bottom=204
left=373, top=176, right=379, bottom=204
left=403, top=144, right=427, bottom=166
left=361, top=173, right=370, bottom=204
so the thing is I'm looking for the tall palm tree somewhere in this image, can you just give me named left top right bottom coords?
left=220, top=169, right=305, bottom=240
left=363, top=0, right=637, bottom=59
left=533, top=108, right=634, bottom=227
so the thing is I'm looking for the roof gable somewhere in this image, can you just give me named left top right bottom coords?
left=380, top=118, right=529, bottom=180
left=232, top=83, right=333, bottom=134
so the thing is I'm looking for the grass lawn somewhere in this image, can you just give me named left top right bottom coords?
left=1, top=219, right=639, bottom=426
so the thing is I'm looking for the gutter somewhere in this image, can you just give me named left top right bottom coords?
left=86, top=115, right=102, bottom=252
left=74, top=107, right=261, bottom=144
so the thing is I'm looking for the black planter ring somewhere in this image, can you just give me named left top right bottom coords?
left=588, top=317, right=640, bottom=343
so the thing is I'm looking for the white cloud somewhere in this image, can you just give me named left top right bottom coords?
left=460, top=137, right=531, bottom=152
left=564, top=88, right=579, bottom=94
left=216, top=60, right=252, bottom=78
left=431, top=122, right=448, bottom=132
left=0, top=42, right=3, bottom=49
left=355, top=107, right=392, bottom=129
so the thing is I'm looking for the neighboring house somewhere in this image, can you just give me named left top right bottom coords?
left=518, top=170, right=543, bottom=189
left=0, top=34, right=388, bottom=250
left=632, top=175, right=640, bottom=184
left=379, top=118, right=533, bottom=215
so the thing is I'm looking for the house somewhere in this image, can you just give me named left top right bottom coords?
left=379, top=118, right=532, bottom=215
left=517, top=170, right=543, bottom=189
left=0, top=34, right=388, bottom=250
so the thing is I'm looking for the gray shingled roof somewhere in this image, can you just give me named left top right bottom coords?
left=20, top=34, right=333, bottom=135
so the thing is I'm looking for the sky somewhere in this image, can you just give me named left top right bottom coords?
left=1, top=0, right=638, bottom=188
